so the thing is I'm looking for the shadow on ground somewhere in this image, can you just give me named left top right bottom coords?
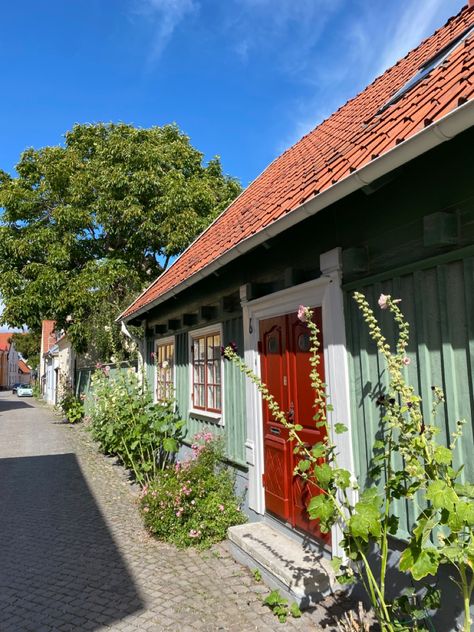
left=0, top=452, right=143, bottom=630
left=0, top=397, right=35, bottom=412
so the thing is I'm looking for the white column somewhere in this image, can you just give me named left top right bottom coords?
left=240, top=284, right=265, bottom=514
left=320, top=247, right=356, bottom=559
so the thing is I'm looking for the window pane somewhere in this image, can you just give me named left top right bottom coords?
left=156, top=341, right=174, bottom=402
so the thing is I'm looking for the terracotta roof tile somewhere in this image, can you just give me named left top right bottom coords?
left=0, top=333, right=13, bottom=352
left=122, top=6, right=474, bottom=319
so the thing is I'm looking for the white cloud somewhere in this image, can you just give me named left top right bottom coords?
left=135, top=0, right=198, bottom=62
left=375, top=0, right=449, bottom=77
left=228, top=0, right=344, bottom=77
left=278, top=0, right=465, bottom=153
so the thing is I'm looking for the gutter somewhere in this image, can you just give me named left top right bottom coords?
left=120, top=99, right=474, bottom=323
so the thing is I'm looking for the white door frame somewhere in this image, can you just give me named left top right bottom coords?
left=240, top=247, right=354, bottom=557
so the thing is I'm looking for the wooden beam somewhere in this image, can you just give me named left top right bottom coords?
left=221, top=293, right=240, bottom=313
left=199, top=305, right=218, bottom=321
left=342, top=247, right=369, bottom=275
left=423, top=211, right=458, bottom=247
left=167, top=319, right=181, bottom=330
left=182, top=313, right=198, bottom=326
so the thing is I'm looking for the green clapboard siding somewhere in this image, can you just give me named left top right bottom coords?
left=222, top=316, right=247, bottom=465
left=145, top=338, right=155, bottom=394
left=345, top=256, right=474, bottom=538
left=170, top=318, right=246, bottom=466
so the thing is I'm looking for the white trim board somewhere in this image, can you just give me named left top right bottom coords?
left=241, top=247, right=355, bottom=559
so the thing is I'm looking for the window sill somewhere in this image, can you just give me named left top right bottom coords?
left=189, top=408, right=223, bottom=425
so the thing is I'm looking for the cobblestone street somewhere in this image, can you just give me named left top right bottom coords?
left=0, top=393, right=346, bottom=631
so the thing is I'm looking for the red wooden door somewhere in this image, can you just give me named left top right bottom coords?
left=259, top=308, right=330, bottom=545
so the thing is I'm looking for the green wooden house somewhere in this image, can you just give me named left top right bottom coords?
left=120, top=5, right=474, bottom=620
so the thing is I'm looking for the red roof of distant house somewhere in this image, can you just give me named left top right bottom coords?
left=122, top=6, right=474, bottom=320
left=0, top=333, right=13, bottom=352
left=41, top=320, right=57, bottom=354
left=18, top=359, right=31, bottom=374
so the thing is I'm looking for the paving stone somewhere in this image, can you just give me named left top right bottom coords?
left=0, top=393, right=355, bottom=631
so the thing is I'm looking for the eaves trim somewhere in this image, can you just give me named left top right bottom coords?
left=120, top=98, right=474, bottom=323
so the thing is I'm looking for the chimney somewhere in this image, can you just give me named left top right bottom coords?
left=469, top=0, right=474, bottom=9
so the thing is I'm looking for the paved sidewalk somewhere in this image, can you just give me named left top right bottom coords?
left=0, top=393, right=347, bottom=631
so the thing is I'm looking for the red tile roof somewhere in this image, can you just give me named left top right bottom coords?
left=0, top=333, right=13, bottom=352
left=122, top=6, right=474, bottom=320
left=18, top=359, right=31, bottom=374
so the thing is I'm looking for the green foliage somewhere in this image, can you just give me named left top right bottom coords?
left=11, top=331, right=40, bottom=369
left=139, top=435, right=246, bottom=548
left=225, top=295, right=474, bottom=632
left=252, top=568, right=262, bottom=582
left=262, top=590, right=302, bottom=623
left=59, top=392, right=84, bottom=424
left=89, top=365, right=184, bottom=484
left=0, top=122, right=242, bottom=352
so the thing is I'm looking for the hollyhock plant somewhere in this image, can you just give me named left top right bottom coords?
left=224, top=294, right=473, bottom=632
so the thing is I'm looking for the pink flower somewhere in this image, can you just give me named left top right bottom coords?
left=143, top=506, right=149, bottom=513
left=218, top=504, right=225, bottom=512
left=297, top=305, right=307, bottom=323
left=188, top=529, right=201, bottom=538
left=402, top=357, right=411, bottom=366
left=378, top=294, right=389, bottom=310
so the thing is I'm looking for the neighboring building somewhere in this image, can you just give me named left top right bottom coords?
left=39, top=320, right=60, bottom=404
left=39, top=321, right=77, bottom=405
left=0, top=333, right=20, bottom=389
left=120, top=5, right=474, bottom=626
left=56, top=333, right=76, bottom=402
left=18, top=359, right=32, bottom=385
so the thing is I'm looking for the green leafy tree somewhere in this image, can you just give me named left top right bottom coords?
left=0, top=123, right=241, bottom=353
left=10, top=331, right=40, bottom=369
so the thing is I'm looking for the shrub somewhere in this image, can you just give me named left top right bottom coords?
left=60, top=392, right=84, bottom=424
left=139, top=434, right=246, bottom=548
left=89, top=365, right=185, bottom=484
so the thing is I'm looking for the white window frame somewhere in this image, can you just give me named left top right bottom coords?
left=188, top=323, right=224, bottom=424
left=153, top=335, right=176, bottom=404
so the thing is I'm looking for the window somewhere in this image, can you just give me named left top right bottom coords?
left=191, top=329, right=222, bottom=414
left=377, top=24, right=474, bottom=116
left=155, top=338, right=175, bottom=401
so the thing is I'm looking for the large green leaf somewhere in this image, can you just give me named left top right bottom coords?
left=425, top=480, right=459, bottom=511
left=400, top=546, right=440, bottom=580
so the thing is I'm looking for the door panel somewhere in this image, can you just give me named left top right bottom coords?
left=260, top=308, right=330, bottom=546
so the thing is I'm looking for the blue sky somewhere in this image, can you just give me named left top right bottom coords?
left=0, top=0, right=466, bottom=189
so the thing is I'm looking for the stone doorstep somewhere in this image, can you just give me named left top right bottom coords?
left=227, top=522, right=338, bottom=609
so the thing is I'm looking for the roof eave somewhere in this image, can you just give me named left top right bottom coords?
left=120, top=98, right=474, bottom=323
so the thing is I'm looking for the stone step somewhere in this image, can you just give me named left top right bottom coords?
left=227, top=521, right=337, bottom=609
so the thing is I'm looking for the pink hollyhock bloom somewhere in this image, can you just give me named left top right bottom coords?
left=402, top=357, right=411, bottom=366
left=188, top=529, right=201, bottom=538
left=297, top=305, right=307, bottom=322
left=378, top=294, right=389, bottom=310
